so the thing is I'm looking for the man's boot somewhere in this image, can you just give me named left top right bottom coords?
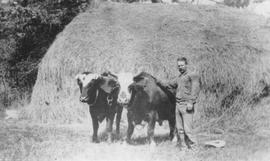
left=177, top=133, right=188, bottom=150
left=184, top=135, right=191, bottom=149
left=185, top=134, right=195, bottom=145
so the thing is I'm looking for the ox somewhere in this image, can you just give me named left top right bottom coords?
left=126, top=72, right=177, bottom=145
left=76, top=72, right=123, bottom=143
left=117, top=72, right=134, bottom=105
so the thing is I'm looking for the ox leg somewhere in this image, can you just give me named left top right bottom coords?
left=115, top=104, right=123, bottom=139
left=106, top=114, right=115, bottom=143
left=90, top=112, right=99, bottom=143
left=168, top=118, right=176, bottom=141
left=126, top=111, right=134, bottom=144
left=147, top=112, right=156, bottom=145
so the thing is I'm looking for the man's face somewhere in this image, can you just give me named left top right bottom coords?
left=177, top=60, right=187, bottom=74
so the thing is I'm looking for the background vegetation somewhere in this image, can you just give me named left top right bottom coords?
left=0, top=0, right=90, bottom=109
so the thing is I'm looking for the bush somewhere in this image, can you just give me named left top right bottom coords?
left=224, top=0, right=250, bottom=8
left=0, top=0, right=90, bottom=108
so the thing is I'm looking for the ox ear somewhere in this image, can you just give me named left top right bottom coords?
left=128, top=83, right=143, bottom=92
left=133, top=76, right=143, bottom=82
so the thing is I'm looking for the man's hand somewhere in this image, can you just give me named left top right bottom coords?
left=186, top=102, right=194, bottom=112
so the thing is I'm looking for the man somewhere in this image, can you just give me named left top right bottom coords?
left=159, top=57, right=200, bottom=149
left=172, top=57, right=200, bottom=149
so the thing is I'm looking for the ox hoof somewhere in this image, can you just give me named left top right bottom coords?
left=115, top=133, right=120, bottom=140
left=172, top=136, right=177, bottom=143
left=124, top=138, right=132, bottom=145
left=107, top=140, right=113, bottom=144
left=92, top=138, right=100, bottom=143
left=150, top=141, right=157, bottom=147
left=122, top=141, right=129, bottom=146
left=107, top=134, right=113, bottom=144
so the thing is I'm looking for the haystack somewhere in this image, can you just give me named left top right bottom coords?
left=23, top=2, right=270, bottom=123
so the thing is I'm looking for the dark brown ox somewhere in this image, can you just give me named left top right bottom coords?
left=126, top=72, right=177, bottom=145
left=76, top=72, right=123, bottom=143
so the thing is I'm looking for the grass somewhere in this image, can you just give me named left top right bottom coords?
left=1, top=98, right=270, bottom=161
left=1, top=97, right=270, bottom=161
left=1, top=114, right=270, bottom=161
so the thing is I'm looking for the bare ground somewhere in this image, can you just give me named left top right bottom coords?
left=1, top=115, right=270, bottom=161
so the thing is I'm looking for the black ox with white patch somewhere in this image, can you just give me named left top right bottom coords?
left=76, top=72, right=123, bottom=143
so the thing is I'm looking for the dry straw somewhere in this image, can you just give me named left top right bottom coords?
left=21, top=2, right=270, bottom=124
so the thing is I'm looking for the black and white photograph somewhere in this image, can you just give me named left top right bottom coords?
left=0, top=0, right=270, bottom=161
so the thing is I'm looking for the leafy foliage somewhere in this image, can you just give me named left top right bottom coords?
left=0, top=0, right=90, bottom=107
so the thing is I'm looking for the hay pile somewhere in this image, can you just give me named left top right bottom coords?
left=22, top=2, right=270, bottom=123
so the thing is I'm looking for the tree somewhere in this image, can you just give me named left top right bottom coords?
left=0, top=0, right=90, bottom=107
